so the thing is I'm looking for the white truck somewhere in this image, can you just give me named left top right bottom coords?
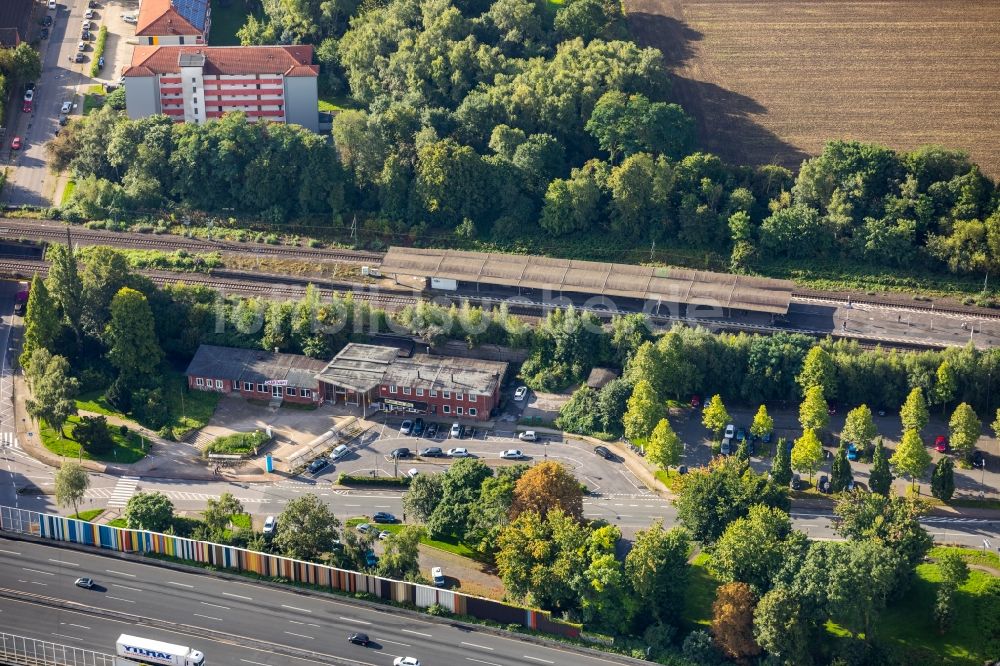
left=116, top=634, right=205, bottom=666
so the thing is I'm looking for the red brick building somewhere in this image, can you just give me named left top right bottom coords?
left=185, top=345, right=328, bottom=405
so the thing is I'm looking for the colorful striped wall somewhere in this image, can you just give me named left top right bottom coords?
left=0, top=505, right=580, bottom=638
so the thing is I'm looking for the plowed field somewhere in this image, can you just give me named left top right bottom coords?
left=626, top=0, right=1000, bottom=178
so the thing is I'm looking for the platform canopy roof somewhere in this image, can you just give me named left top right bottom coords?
left=380, top=247, right=794, bottom=315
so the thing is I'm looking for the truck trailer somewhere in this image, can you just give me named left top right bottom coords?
left=116, top=634, right=205, bottom=666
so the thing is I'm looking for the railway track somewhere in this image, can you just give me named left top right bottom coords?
left=0, top=219, right=385, bottom=265
left=791, top=291, right=1000, bottom=320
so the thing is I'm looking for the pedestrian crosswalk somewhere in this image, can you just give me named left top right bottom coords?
left=0, top=431, right=18, bottom=448
left=107, top=476, right=140, bottom=508
left=85, top=486, right=266, bottom=504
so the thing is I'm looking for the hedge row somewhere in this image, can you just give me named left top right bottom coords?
left=88, top=26, right=108, bottom=78
left=337, top=474, right=411, bottom=488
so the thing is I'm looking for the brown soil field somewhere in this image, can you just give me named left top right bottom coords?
left=625, top=0, right=1000, bottom=179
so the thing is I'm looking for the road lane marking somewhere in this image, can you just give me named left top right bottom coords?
left=30, top=581, right=47, bottom=586
left=106, top=570, right=135, bottom=577
left=112, top=584, right=142, bottom=592
left=106, top=596, right=135, bottom=603
left=461, top=642, right=494, bottom=651
left=283, top=631, right=314, bottom=639
left=523, top=656, right=555, bottom=664
left=282, top=604, right=313, bottom=613
left=241, top=660, right=272, bottom=666
left=47, top=559, right=78, bottom=567
left=377, top=639, right=411, bottom=647
left=201, top=601, right=230, bottom=610
left=401, top=629, right=432, bottom=637
left=62, top=623, right=90, bottom=630
left=0, top=549, right=20, bottom=555
left=51, top=633, right=83, bottom=641
left=194, top=613, right=222, bottom=621
left=466, top=659, right=503, bottom=666
left=338, top=616, right=371, bottom=625
left=22, top=568, right=54, bottom=576
left=167, top=581, right=194, bottom=588
left=223, top=592, right=252, bottom=600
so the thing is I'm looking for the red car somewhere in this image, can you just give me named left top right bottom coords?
left=935, top=435, right=950, bottom=453
left=690, top=395, right=701, bottom=408
left=11, top=137, right=22, bottom=150
left=22, top=100, right=32, bottom=113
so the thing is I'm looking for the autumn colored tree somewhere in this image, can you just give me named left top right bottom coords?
left=510, top=461, right=583, bottom=521
left=711, top=582, right=762, bottom=663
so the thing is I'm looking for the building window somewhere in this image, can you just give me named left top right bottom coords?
left=442, top=405, right=450, bottom=414
left=257, top=383, right=264, bottom=393
left=443, top=391, right=451, bottom=399
left=194, top=107, right=199, bottom=115
left=302, top=389, right=311, bottom=399
left=430, top=390, right=438, bottom=397
left=403, top=387, right=411, bottom=395
left=215, top=379, right=223, bottom=389
left=457, top=407, right=463, bottom=416
left=286, top=387, right=297, bottom=396
left=389, top=385, right=397, bottom=394
left=196, top=378, right=204, bottom=386
left=243, top=382, right=252, bottom=391
left=469, top=408, right=477, bottom=417
left=456, top=393, right=463, bottom=402
left=416, top=388, right=424, bottom=397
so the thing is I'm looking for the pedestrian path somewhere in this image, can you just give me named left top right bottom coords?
left=107, top=476, right=140, bottom=508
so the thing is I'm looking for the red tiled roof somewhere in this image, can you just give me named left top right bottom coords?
left=136, top=0, right=201, bottom=36
left=123, top=46, right=318, bottom=78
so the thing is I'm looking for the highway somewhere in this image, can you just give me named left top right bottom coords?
left=0, top=537, right=644, bottom=666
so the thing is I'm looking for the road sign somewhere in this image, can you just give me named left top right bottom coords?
left=264, top=379, right=288, bottom=386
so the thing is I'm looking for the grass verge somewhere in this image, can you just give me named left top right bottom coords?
left=39, top=415, right=146, bottom=463
left=318, top=95, right=362, bottom=113
left=106, top=518, right=127, bottom=528
left=204, top=430, right=268, bottom=456
left=345, top=518, right=479, bottom=559
left=61, top=179, right=76, bottom=207
left=68, top=509, right=104, bottom=521
left=684, top=552, right=719, bottom=628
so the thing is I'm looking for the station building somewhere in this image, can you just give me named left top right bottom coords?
left=184, top=344, right=328, bottom=405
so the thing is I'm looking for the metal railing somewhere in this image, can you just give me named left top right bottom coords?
left=0, top=633, right=115, bottom=666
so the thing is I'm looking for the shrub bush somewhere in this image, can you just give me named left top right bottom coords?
left=88, top=26, right=108, bottom=78
left=337, top=473, right=411, bottom=487
left=204, top=430, right=269, bottom=456
left=75, top=415, right=114, bottom=454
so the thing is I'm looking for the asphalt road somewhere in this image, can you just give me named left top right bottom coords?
left=0, top=537, right=644, bottom=666
left=3, top=0, right=93, bottom=207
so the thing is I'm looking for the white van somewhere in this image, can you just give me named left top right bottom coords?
left=431, top=566, right=445, bottom=587
left=330, top=444, right=349, bottom=461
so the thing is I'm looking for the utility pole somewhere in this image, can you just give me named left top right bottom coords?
left=350, top=216, right=357, bottom=246
left=649, top=240, right=655, bottom=262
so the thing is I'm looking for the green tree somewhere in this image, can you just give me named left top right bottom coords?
left=427, top=459, right=494, bottom=539
left=869, top=437, right=894, bottom=496
left=466, top=465, right=525, bottom=556
left=676, top=456, right=790, bottom=544
left=798, top=385, right=829, bottom=432
left=796, top=346, right=836, bottom=398
left=710, top=505, right=806, bottom=595
left=275, top=493, right=341, bottom=562
left=377, top=525, right=425, bottom=580
left=26, top=355, right=78, bottom=437
left=702, top=394, right=730, bottom=440
left=55, top=462, right=89, bottom=518
left=791, top=429, right=823, bottom=483
left=834, top=493, right=932, bottom=575
left=539, top=170, right=603, bottom=236
left=931, top=457, right=956, bottom=501
left=826, top=540, right=903, bottom=640
left=124, top=491, right=174, bottom=531
left=934, top=360, right=957, bottom=415
left=753, top=586, right=812, bottom=666
left=770, top=438, right=792, bottom=486
left=80, top=246, right=133, bottom=335
left=18, top=275, right=60, bottom=370
left=647, top=418, right=683, bottom=469
left=623, top=379, right=666, bottom=442
left=624, top=520, right=690, bottom=624
left=403, top=473, right=444, bottom=523
left=9, top=42, right=42, bottom=82
left=841, top=404, right=877, bottom=451
left=105, top=287, right=163, bottom=387
left=900, top=387, right=929, bottom=434
left=750, top=404, right=774, bottom=440
left=934, top=552, right=970, bottom=634
left=890, top=429, right=932, bottom=489
left=830, top=442, right=853, bottom=493
left=203, top=493, right=245, bottom=535
left=556, top=386, right=601, bottom=434
left=45, top=243, right=84, bottom=340
left=948, top=402, right=982, bottom=459
left=74, top=415, right=114, bottom=454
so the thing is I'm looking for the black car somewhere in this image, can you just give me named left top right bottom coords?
left=420, top=446, right=443, bottom=457
left=42, top=15, right=52, bottom=26
left=389, top=447, right=410, bottom=459
left=461, top=425, right=473, bottom=438
left=372, top=512, right=396, bottom=523
left=593, top=446, right=614, bottom=460
left=89, top=0, right=98, bottom=6
left=425, top=423, right=438, bottom=438
left=972, top=450, right=986, bottom=469
left=41, top=27, right=49, bottom=39
left=818, top=475, right=831, bottom=493
left=307, top=458, right=329, bottom=474
left=98, top=55, right=104, bottom=69
left=412, top=417, right=425, bottom=436
left=348, top=632, right=370, bottom=646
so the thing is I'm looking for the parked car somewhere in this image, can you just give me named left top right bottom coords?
left=724, top=424, right=736, bottom=439
left=22, top=100, right=31, bottom=113
left=379, top=530, right=390, bottom=540
left=790, top=474, right=802, bottom=490
left=399, top=419, right=413, bottom=435
left=121, top=13, right=137, bottom=24
left=263, top=516, right=276, bottom=535
left=74, top=577, right=94, bottom=589
left=10, top=137, right=22, bottom=150
left=412, top=417, right=425, bottom=436
left=23, top=89, right=33, bottom=102
left=594, top=445, right=614, bottom=460
left=42, top=16, right=52, bottom=26
left=425, top=422, right=438, bottom=438
left=461, top=425, right=473, bottom=438
left=307, top=458, right=329, bottom=474
left=514, top=386, right=528, bottom=401
left=846, top=443, right=860, bottom=461
left=89, top=0, right=98, bottom=7
left=735, top=427, right=747, bottom=442
left=77, top=41, right=85, bottom=51
left=500, top=449, right=524, bottom=460
left=406, top=468, right=419, bottom=478
left=447, top=447, right=469, bottom=457
left=690, top=395, right=701, bottom=408
left=82, top=19, right=91, bottom=29
left=818, top=475, right=831, bottom=494
left=365, top=551, right=378, bottom=567
left=389, top=447, right=410, bottom=459
left=972, top=450, right=986, bottom=469
left=48, top=0, right=57, bottom=10
left=419, top=446, right=443, bottom=457
left=72, top=52, right=84, bottom=62
left=935, top=436, right=950, bottom=453
left=431, top=566, right=445, bottom=587
left=82, top=29, right=90, bottom=40
left=720, top=437, right=733, bottom=456
left=60, top=100, right=72, bottom=114
left=84, top=8, right=95, bottom=18
left=518, top=431, right=537, bottom=442
left=356, top=522, right=372, bottom=533
left=450, top=423, right=461, bottom=438
left=347, top=632, right=370, bottom=646
left=97, top=55, right=104, bottom=69
left=372, top=512, right=396, bottom=523
left=330, top=444, right=349, bottom=461
left=41, top=27, right=49, bottom=38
